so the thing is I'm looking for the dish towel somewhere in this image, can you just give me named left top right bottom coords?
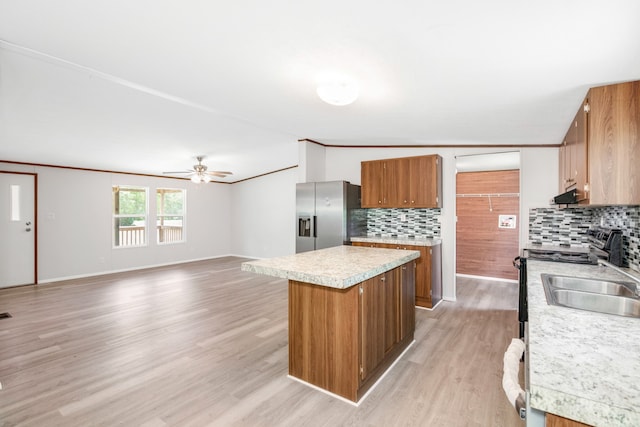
left=502, top=338, right=525, bottom=411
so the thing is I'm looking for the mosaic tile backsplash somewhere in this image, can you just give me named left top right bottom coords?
left=529, top=206, right=640, bottom=272
left=366, top=208, right=441, bottom=238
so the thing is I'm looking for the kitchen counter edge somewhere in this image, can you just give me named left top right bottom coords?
left=241, top=245, right=420, bottom=289
left=351, top=236, right=442, bottom=247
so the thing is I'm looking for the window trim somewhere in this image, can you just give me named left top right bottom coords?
left=112, top=185, right=149, bottom=249
left=156, top=187, right=186, bottom=245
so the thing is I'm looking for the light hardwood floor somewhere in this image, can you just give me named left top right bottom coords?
left=0, top=257, right=523, bottom=426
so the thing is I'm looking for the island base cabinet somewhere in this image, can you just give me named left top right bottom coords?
left=288, top=281, right=360, bottom=401
left=288, top=262, right=415, bottom=403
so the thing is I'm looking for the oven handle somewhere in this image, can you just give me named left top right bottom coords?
left=513, top=256, right=522, bottom=270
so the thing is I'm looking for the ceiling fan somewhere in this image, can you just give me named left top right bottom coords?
left=163, top=156, right=233, bottom=183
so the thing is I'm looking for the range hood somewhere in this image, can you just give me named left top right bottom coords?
left=552, top=189, right=578, bottom=205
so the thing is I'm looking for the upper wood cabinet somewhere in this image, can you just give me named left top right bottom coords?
left=361, top=160, right=385, bottom=207
left=588, top=81, right=640, bottom=205
left=559, top=80, right=640, bottom=205
left=361, top=154, right=442, bottom=208
left=559, top=100, right=588, bottom=201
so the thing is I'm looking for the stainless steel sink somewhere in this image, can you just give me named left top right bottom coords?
left=541, top=274, right=637, bottom=297
left=541, top=274, right=640, bottom=318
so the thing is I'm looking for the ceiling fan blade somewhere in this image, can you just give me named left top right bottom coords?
left=163, top=170, right=195, bottom=175
left=208, top=173, right=230, bottom=178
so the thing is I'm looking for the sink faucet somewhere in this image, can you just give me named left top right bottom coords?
left=598, top=259, right=640, bottom=296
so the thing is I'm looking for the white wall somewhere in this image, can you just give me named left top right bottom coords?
left=298, top=140, right=326, bottom=183
left=519, top=147, right=559, bottom=246
left=323, top=146, right=559, bottom=301
left=1, top=145, right=559, bottom=291
left=0, top=162, right=232, bottom=282
left=230, top=167, right=297, bottom=259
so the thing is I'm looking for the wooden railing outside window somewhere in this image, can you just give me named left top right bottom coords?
left=118, top=225, right=183, bottom=246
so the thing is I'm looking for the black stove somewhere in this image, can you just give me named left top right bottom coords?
left=587, top=226, right=624, bottom=266
left=523, top=247, right=593, bottom=264
left=523, top=226, right=623, bottom=266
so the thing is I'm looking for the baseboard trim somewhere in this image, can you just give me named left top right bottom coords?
left=37, top=254, right=242, bottom=284
left=456, top=273, right=518, bottom=284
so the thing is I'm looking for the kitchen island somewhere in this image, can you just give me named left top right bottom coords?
left=527, top=260, right=640, bottom=426
left=241, top=245, right=420, bottom=403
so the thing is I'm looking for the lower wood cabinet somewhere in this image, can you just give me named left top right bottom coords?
left=352, top=242, right=442, bottom=309
left=288, top=262, right=416, bottom=402
left=546, top=413, right=592, bottom=427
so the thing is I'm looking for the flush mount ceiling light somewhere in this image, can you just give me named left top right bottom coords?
left=316, top=75, right=359, bottom=106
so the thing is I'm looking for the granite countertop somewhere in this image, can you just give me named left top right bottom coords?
left=351, top=236, right=442, bottom=247
left=241, top=245, right=420, bottom=289
left=527, top=260, right=640, bottom=426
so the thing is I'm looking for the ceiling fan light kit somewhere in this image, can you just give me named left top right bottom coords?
left=164, top=156, right=232, bottom=183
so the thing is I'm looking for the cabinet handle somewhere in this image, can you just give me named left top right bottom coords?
left=411, top=200, right=415, bottom=204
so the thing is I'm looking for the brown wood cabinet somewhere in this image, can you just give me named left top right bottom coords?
left=361, top=160, right=385, bottom=207
left=588, top=80, right=640, bottom=205
left=546, top=413, right=592, bottom=427
left=289, top=262, right=416, bottom=402
left=559, top=99, right=588, bottom=201
left=559, top=80, right=640, bottom=205
left=361, top=155, right=442, bottom=208
left=352, top=242, right=442, bottom=309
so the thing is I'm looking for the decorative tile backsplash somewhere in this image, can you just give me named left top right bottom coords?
left=529, top=206, right=640, bottom=272
left=366, top=208, right=441, bottom=238
left=528, top=207, right=592, bottom=246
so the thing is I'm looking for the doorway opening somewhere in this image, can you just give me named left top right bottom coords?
left=455, top=152, right=520, bottom=281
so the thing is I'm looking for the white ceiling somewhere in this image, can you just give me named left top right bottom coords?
left=1, top=1, right=639, bottom=182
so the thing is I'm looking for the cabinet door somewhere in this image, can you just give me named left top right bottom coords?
left=558, top=140, right=566, bottom=193
left=574, top=101, right=588, bottom=202
left=409, top=155, right=442, bottom=208
left=430, top=245, right=442, bottom=306
left=361, top=160, right=385, bottom=207
left=360, top=275, right=386, bottom=381
left=588, top=81, right=640, bottom=205
left=415, top=246, right=432, bottom=308
left=400, top=261, right=416, bottom=340
left=392, top=157, right=411, bottom=206
left=360, top=269, right=402, bottom=380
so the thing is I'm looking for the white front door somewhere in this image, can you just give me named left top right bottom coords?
left=0, top=173, right=36, bottom=288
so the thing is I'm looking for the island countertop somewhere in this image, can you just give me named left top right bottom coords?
left=527, top=260, right=640, bottom=426
left=240, top=245, right=420, bottom=289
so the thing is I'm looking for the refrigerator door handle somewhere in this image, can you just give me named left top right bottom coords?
left=313, top=215, right=317, bottom=238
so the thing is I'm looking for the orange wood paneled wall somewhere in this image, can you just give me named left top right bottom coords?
left=456, top=170, right=519, bottom=280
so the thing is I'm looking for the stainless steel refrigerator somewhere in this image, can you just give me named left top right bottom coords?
left=296, top=181, right=365, bottom=253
